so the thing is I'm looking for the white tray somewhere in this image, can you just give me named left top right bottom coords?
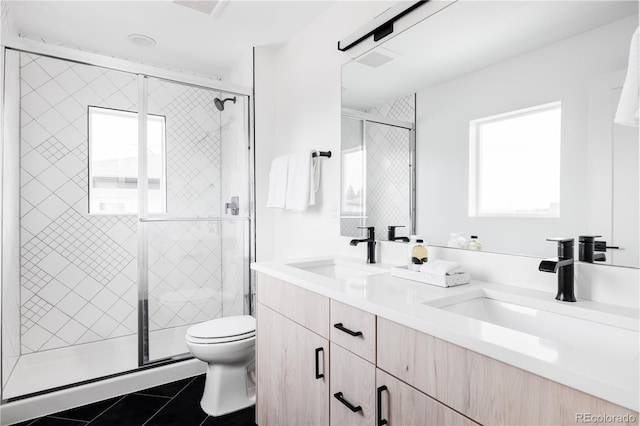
left=390, top=265, right=470, bottom=288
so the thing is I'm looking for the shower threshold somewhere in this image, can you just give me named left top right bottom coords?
left=4, top=326, right=191, bottom=399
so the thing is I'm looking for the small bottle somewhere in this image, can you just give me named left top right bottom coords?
left=411, top=239, right=428, bottom=270
left=467, top=235, right=482, bottom=251
left=407, top=235, right=419, bottom=266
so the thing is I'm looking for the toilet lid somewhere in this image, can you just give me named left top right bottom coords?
left=186, top=315, right=255, bottom=339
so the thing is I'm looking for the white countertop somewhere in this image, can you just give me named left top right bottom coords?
left=252, top=256, right=640, bottom=412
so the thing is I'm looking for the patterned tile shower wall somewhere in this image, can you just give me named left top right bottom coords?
left=146, top=221, right=223, bottom=330
left=16, top=53, right=245, bottom=355
left=146, top=78, right=225, bottom=331
left=19, top=53, right=139, bottom=354
left=366, top=94, right=415, bottom=123
left=147, top=78, right=222, bottom=217
left=365, top=95, right=414, bottom=238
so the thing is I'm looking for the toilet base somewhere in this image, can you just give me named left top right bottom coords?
left=200, top=361, right=256, bottom=417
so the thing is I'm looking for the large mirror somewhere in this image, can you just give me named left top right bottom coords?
left=341, top=0, right=639, bottom=268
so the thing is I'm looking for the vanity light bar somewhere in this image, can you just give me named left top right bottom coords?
left=337, top=0, right=428, bottom=52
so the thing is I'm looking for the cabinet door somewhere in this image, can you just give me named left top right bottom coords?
left=256, top=303, right=329, bottom=426
left=376, top=369, right=477, bottom=426
left=330, top=343, right=376, bottom=426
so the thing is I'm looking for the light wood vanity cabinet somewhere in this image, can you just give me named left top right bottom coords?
left=377, top=317, right=638, bottom=426
left=256, top=272, right=637, bottom=426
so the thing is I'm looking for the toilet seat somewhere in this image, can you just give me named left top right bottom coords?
left=186, top=315, right=255, bottom=345
left=186, top=333, right=255, bottom=345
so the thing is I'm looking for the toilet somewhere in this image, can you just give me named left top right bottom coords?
left=185, top=315, right=256, bottom=416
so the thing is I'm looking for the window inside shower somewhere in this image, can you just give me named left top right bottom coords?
left=1, top=50, right=252, bottom=400
left=88, top=106, right=167, bottom=215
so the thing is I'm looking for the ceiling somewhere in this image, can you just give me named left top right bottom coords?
left=6, top=0, right=334, bottom=79
left=342, top=1, right=639, bottom=109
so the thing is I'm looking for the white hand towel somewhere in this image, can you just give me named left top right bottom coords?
left=266, top=155, right=289, bottom=208
left=419, top=260, right=463, bottom=276
left=285, top=151, right=315, bottom=211
left=615, top=27, right=639, bottom=127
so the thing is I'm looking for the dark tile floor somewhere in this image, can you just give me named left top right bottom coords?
left=12, top=375, right=255, bottom=426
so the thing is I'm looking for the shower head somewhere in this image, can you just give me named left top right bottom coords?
left=214, top=96, right=236, bottom=111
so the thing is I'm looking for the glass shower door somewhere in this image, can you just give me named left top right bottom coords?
left=139, top=77, right=250, bottom=364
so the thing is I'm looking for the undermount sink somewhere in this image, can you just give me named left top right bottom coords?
left=425, top=289, right=639, bottom=359
left=288, top=258, right=386, bottom=280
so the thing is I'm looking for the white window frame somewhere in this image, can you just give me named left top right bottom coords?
left=88, top=106, right=167, bottom=215
left=468, top=101, right=561, bottom=218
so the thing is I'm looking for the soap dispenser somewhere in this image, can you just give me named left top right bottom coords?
left=411, top=239, right=428, bottom=270
left=407, top=235, right=419, bottom=266
left=467, top=235, right=482, bottom=251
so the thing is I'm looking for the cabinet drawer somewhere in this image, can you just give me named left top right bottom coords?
left=256, top=272, right=329, bottom=337
left=330, top=343, right=375, bottom=426
left=330, top=300, right=376, bottom=362
left=376, top=368, right=477, bottom=426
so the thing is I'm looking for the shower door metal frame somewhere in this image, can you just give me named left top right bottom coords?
left=136, top=76, right=255, bottom=366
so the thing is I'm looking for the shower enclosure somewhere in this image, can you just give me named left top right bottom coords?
left=1, top=49, right=253, bottom=400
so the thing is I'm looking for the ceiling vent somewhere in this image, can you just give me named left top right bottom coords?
left=355, top=48, right=399, bottom=68
left=174, top=0, right=229, bottom=18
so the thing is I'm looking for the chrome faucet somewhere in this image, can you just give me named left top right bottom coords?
left=539, top=238, right=576, bottom=302
left=387, top=225, right=410, bottom=242
left=350, top=226, right=376, bottom=264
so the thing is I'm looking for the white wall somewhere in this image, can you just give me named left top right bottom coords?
left=254, top=47, right=277, bottom=261
left=1, top=0, right=18, bottom=39
left=416, top=15, right=637, bottom=258
left=222, top=50, right=253, bottom=89
left=255, top=1, right=395, bottom=262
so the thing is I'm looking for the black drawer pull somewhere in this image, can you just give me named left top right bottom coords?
left=334, top=392, right=362, bottom=412
left=377, top=385, right=388, bottom=426
left=334, top=323, right=363, bottom=337
left=314, top=347, right=324, bottom=379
